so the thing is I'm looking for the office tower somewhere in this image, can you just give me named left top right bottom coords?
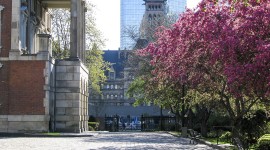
left=120, top=0, right=145, bottom=50
left=120, top=0, right=187, bottom=50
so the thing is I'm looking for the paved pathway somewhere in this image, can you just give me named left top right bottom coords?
left=0, top=132, right=216, bottom=150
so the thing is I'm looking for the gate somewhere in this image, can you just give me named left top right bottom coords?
left=141, top=115, right=177, bottom=131
left=104, top=115, right=177, bottom=132
left=104, top=115, right=119, bottom=132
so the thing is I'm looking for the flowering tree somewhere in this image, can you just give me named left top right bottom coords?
left=138, top=0, right=270, bottom=148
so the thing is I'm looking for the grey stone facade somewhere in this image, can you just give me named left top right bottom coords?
left=55, top=60, right=89, bottom=132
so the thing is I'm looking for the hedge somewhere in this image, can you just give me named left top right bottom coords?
left=88, top=122, right=99, bottom=131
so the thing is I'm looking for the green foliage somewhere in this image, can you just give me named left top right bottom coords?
left=88, top=126, right=95, bottom=131
left=240, top=109, right=269, bottom=146
left=220, top=131, right=232, bottom=143
left=84, top=2, right=105, bottom=50
left=52, top=40, right=69, bottom=59
left=127, top=77, right=147, bottom=106
left=220, top=131, right=232, bottom=139
left=85, top=43, right=109, bottom=95
left=207, top=113, right=231, bottom=128
left=257, top=134, right=270, bottom=150
left=42, top=132, right=60, bottom=136
left=51, top=8, right=71, bottom=59
left=88, top=122, right=100, bottom=131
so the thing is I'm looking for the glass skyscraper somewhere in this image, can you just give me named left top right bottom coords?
left=120, top=0, right=187, bottom=50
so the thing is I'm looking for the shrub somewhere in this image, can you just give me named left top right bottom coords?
left=219, top=131, right=232, bottom=142
left=257, top=134, right=270, bottom=150
left=88, top=122, right=99, bottom=131
left=88, top=126, right=95, bottom=131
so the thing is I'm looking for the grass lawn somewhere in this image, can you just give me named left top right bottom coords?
left=42, top=132, right=61, bottom=136
left=168, top=131, right=181, bottom=137
left=202, top=137, right=231, bottom=145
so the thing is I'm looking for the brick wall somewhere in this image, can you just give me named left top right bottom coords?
left=0, top=61, right=9, bottom=114
left=8, top=61, right=46, bottom=115
left=0, top=0, right=12, bottom=57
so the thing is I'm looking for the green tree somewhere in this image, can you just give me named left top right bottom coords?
left=51, top=1, right=108, bottom=93
left=51, top=8, right=70, bottom=59
left=86, top=43, right=109, bottom=94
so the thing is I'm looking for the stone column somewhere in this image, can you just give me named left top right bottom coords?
left=10, top=0, right=21, bottom=55
left=81, top=1, right=86, bottom=63
left=70, top=0, right=80, bottom=60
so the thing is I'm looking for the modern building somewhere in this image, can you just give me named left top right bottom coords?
left=0, top=0, right=89, bottom=133
left=120, top=0, right=187, bottom=50
left=120, top=0, right=145, bottom=50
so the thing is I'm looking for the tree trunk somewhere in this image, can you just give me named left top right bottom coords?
left=201, top=121, right=208, bottom=137
left=232, top=121, right=244, bottom=150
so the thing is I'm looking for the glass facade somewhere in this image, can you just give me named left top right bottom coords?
left=120, top=0, right=187, bottom=50
left=120, top=0, right=145, bottom=50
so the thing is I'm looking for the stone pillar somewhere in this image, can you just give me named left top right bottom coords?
left=81, top=1, right=86, bottom=63
left=9, top=0, right=21, bottom=58
left=70, top=0, right=81, bottom=60
left=38, top=34, right=51, bottom=53
left=55, top=60, right=89, bottom=132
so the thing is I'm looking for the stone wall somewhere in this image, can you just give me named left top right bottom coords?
left=55, top=60, right=88, bottom=133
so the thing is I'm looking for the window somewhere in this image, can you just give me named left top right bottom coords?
left=107, top=85, right=109, bottom=89
left=109, top=72, right=115, bottom=80
left=0, top=5, right=4, bottom=49
left=111, top=84, right=114, bottom=89
left=115, top=85, right=118, bottom=89
left=30, top=0, right=35, bottom=13
left=20, top=3, right=28, bottom=51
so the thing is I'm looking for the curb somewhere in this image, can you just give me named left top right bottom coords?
left=0, top=132, right=97, bottom=138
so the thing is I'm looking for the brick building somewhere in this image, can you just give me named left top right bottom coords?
left=0, top=0, right=89, bottom=133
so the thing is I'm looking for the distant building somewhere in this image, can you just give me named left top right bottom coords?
left=120, top=0, right=187, bottom=50
left=88, top=50, right=167, bottom=124
left=120, top=0, right=145, bottom=50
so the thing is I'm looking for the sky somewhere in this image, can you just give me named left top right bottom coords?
left=91, top=0, right=201, bottom=50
